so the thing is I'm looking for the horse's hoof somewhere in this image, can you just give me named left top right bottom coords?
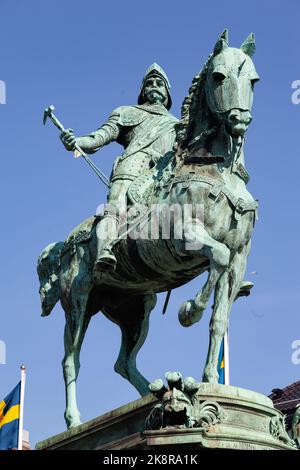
left=65, top=412, right=82, bottom=429
left=235, top=280, right=254, bottom=300
left=67, top=420, right=82, bottom=429
left=178, top=300, right=194, bottom=327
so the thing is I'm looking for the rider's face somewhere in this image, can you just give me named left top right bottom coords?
left=143, top=76, right=168, bottom=106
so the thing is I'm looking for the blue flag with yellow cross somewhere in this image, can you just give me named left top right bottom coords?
left=217, top=338, right=225, bottom=385
left=0, top=382, right=21, bottom=450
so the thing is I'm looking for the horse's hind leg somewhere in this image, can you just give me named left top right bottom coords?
left=179, top=221, right=230, bottom=327
left=203, top=241, right=250, bottom=383
left=104, top=292, right=157, bottom=396
left=62, top=298, right=91, bottom=429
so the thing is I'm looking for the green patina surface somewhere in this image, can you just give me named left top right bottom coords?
left=38, top=30, right=268, bottom=435
left=36, top=384, right=297, bottom=450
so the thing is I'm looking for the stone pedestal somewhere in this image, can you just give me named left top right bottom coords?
left=36, top=384, right=297, bottom=451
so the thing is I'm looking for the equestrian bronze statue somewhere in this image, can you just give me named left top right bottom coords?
left=38, top=30, right=260, bottom=428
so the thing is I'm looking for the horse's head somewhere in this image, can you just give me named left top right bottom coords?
left=205, top=30, right=260, bottom=137
left=37, top=242, right=64, bottom=317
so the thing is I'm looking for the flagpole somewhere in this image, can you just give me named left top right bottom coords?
left=224, top=329, right=230, bottom=385
left=17, top=365, right=26, bottom=450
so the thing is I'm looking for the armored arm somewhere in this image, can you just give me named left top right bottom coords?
left=60, top=108, right=122, bottom=154
left=76, top=111, right=121, bottom=154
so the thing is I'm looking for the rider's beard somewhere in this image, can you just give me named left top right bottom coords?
left=146, top=89, right=166, bottom=105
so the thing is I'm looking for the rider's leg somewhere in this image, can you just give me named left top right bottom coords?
left=94, top=179, right=132, bottom=272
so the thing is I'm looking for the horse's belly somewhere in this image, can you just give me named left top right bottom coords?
left=106, top=238, right=208, bottom=292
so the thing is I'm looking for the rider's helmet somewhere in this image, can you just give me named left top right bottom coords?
left=138, top=63, right=172, bottom=110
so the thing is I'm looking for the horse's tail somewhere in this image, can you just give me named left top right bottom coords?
left=37, top=241, right=64, bottom=317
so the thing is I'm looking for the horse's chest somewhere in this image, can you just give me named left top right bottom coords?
left=223, top=211, right=254, bottom=249
left=204, top=194, right=254, bottom=249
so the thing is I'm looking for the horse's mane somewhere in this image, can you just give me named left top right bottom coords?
left=175, top=54, right=213, bottom=153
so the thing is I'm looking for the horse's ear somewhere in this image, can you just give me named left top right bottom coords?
left=213, top=29, right=229, bottom=55
left=241, top=33, right=256, bottom=57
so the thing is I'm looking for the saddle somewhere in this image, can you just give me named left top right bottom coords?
left=61, top=216, right=99, bottom=257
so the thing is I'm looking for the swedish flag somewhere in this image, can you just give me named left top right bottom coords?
left=0, top=382, right=21, bottom=450
left=217, top=338, right=225, bottom=384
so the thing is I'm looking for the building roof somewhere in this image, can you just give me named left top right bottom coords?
left=269, top=380, right=300, bottom=429
left=269, top=380, right=300, bottom=410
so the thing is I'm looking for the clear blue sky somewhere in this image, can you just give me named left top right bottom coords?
left=1, top=0, right=300, bottom=448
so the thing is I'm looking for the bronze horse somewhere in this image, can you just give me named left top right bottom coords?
left=37, top=30, right=259, bottom=428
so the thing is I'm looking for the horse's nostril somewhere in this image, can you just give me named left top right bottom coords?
left=229, top=111, right=252, bottom=126
left=229, top=113, right=238, bottom=123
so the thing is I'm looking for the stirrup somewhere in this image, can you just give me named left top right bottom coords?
left=94, top=249, right=117, bottom=272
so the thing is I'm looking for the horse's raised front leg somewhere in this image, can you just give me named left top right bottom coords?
left=104, top=293, right=157, bottom=397
left=62, top=297, right=91, bottom=429
left=203, top=241, right=251, bottom=383
left=179, top=220, right=230, bottom=327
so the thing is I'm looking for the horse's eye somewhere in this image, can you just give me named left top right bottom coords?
left=213, top=72, right=226, bottom=83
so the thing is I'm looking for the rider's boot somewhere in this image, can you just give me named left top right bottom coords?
left=93, top=213, right=119, bottom=276
left=94, top=246, right=117, bottom=272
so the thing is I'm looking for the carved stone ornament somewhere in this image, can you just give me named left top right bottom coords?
left=145, top=371, right=227, bottom=431
left=292, top=404, right=300, bottom=447
left=270, top=415, right=297, bottom=448
left=197, top=400, right=228, bottom=429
